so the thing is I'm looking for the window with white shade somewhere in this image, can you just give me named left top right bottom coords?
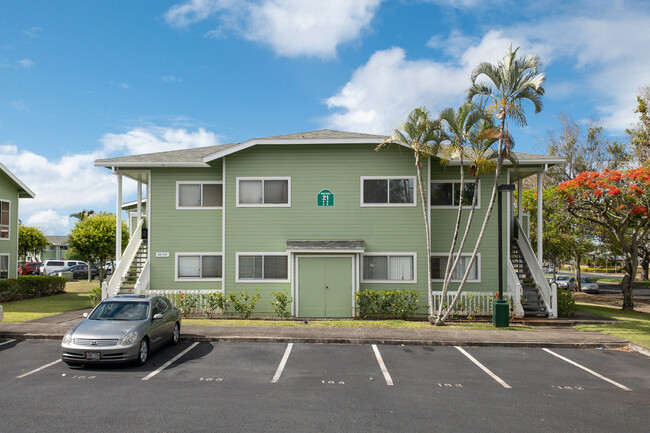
left=361, top=177, right=416, bottom=206
left=176, top=253, right=222, bottom=280
left=0, top=200, right=9, bottom=239
left=237, top=178, right=290, bottom=206
left=430, top=254, right=480, bottom=282
left=237, top=253, right=289, bottom=281
left=176, top=182, right=223, bottom=209
left=362, top=254, right=416, bottom=283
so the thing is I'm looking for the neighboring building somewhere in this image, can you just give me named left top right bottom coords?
left=0, top=162, right=35, bottom=279
left=96, top=130, right=562, bottom=317
left=40, top=236, right=70, bottom=261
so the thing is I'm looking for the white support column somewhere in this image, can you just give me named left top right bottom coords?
left=116, top=172, right=123, bottom=262
left=537, top=170, right=543, bottom=266
left=136, top=180, right=142, bottom=227
left=517, top=178, right=523, bottom=226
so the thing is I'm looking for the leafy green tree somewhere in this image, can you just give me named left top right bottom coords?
left=558, top=167, right=650, bottom=310
left=626, top=86, right=650, bottom=166
left=376, top=107, right=443, bottom=319
left=431, top=45, right=545, bottom=325
left=18, top=225, right=49, bottom=263
left=68, top=212, right=128, bottom=286
left=70, top=209, right=95, bottom=221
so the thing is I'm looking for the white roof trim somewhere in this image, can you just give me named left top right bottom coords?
left=0, top=162, right=35, bottom=198
left=203, top=137, right=390, bottom=162
left=445, top=158, right=565, bottom=166
left=94, top=161, right=210, bottom=168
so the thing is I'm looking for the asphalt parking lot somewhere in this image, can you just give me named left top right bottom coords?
left=1, top=339, right=648, bottom=432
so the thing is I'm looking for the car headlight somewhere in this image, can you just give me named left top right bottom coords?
left=120, top=330, right=138, bottom=346
left=62, top=329, right=74, bottom=344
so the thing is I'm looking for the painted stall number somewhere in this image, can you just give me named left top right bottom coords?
left=437, top=383, right=463, bottom=388
left=552, top=385, right=584, bottom=390
left=321, top=380, right=345, bottom=385
left=199, top=377, right=224, bottom=382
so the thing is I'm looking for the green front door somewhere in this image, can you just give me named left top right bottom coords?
left=298, top=256, right=353, bottom=318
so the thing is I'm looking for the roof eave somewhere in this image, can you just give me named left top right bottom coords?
left=0, top=162, right=35, bottom=198
left=94, top=161, right=211, bottom=168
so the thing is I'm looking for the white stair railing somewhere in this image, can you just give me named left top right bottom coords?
left=134, top=258, right=150, bottom=294
left=507, top=260, right=525, bottom=317
left=513, top=218, right=556, bottom=317
left=104, top=218, right=145, bottom=299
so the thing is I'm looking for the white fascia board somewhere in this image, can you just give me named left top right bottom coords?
left=94, top=161, right=210, bottom=168
left=203, top=137, right=392, bottom=162
left=286, top=248, right=366, bottom=253
left=444, top=158, right=565, bottom=166
left=0, top=162, right=35, bottom=198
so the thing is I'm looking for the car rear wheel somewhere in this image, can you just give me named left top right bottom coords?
left=171, top=323, right=180, bottom=345
left=136, top=338, right=149, bottom=366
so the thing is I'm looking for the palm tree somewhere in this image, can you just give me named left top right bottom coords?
left=70, top=210, right=95, bottom=221
left=435, top=45, right=545, bottom=325
left=376, top=107, right=443, bottom=319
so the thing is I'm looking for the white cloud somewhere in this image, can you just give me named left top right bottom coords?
left=18, top=59, right=34, bottom=68
left=22, top=27, right=42, bottom=38
left=2, top=126, right=221, bottom=235
left=161, top=75, right=182, bottom=83
left=9, top=101, right=28, bottom=111
left=165, top=0, right=382, bottom=58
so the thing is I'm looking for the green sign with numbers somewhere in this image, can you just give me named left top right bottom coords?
left=317, top=189, right=334, bottom=207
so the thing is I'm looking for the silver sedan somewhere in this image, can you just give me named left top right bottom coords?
left=61, top=294, right=180, bottom=366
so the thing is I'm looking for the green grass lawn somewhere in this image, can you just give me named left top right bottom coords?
left=183, top=318, right=532, bottom=330
left=575, top=303, right=650, bottom=350
left=1, top=280, right=97, bottom=323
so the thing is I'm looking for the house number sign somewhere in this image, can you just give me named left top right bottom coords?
left=317, top=189, right=334, bottom=207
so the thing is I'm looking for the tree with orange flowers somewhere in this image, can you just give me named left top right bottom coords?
left=557, top=167, right=650, bottom=310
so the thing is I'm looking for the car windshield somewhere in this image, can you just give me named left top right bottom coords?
left=557, top=276, right=569, bottom=281
left=89, top=301, right=149, bottom=321
left=582, top=278, right=593, bottom=283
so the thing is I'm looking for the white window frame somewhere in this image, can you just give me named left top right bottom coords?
left=430, top=253, right=481, bottom=282
left=236, top=252, right=290, bottom=282
left=0, top=200, right=10, bottom=241
left=176, top=181, right=223, bottom=210
left=174, top=252, right=223, bottom=282
left=360, top=176, right=417, bottom=207
left=236, top=177, right=291, bottom=207
left=361, top=252, right=417, bottom=284
left=430, top=180, right=481, bottom=209
left=0, top=253, right=9, bottom=279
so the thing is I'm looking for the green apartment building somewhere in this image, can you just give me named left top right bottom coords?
left=96, top=130, right=561, bottom=318
left=0, top=163, right=35, bottom=279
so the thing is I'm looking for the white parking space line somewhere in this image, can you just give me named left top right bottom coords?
left=0, top=339, right=17, bottom=347
left=16, top=359, right=62, bottom=379
left=542, top=348, right=632, bottom=391
left=455, top=346, right=511, bottom=389
left=142, top=342, right=199, bottom=381
left=371, top=344, right=394, bottom=386
left=272, top=343, right=293, bottom=383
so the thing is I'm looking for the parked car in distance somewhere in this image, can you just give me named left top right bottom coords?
left=552, top=275, right=572, bottom=289
left=21, top=262, right=42, bottom=275
left=40, top=260, right=86, bottom=275
left=50, top=263, right=99, bottom=280
left=569, top=277, right=600, bottom=293
left=61, top=294, right=181, bottom=366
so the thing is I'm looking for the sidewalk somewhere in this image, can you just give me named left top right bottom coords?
left=0, top=308, right=629, bottom=349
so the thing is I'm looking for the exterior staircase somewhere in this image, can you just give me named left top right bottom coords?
left=510, top=242, right=549, bottom=317
left=117, top=241, right=148, bottom=294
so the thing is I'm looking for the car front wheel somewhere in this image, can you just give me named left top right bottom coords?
left=136, top=338, right=149, bottom=366
left=171, top=323, right=180, bottom=345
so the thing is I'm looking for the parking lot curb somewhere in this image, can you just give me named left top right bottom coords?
left=628, top=343, right=650, bottom=357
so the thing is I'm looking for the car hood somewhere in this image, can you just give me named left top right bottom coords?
left=71, top=319, right=146, bottom=339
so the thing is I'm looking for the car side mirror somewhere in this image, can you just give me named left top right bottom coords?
left=82, top=312, right=88, bottom=318
left=153, top=313, right=163, bottom=320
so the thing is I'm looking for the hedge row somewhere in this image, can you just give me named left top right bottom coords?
left=356, top=289, right=422, bottom=319
left=0, top=276, right=66, bottom=302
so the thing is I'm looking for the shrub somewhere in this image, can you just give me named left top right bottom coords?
left=557, top=287, right=576, bottom=317
left=89, top=286, right=102, bottom=307
left=271, top=290, right=292, bottom=318
left=205, top=291, right=228, bottom=317
left=227, top=290, right=261, bottom=318
left=0, top=276, right=66, bottom=302
left=356, top=289, right=421, bottom=319
left=170, top=292, right=199, bottom=316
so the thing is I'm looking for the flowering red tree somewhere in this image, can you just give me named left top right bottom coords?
left=558, top=167, right=650, bottom=310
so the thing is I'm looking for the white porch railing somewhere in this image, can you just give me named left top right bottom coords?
left=513, top=218, right=556, bottom=317
left=134, top=258, right=150, bottom=294
left=507, top=260, right=525, bottom=317
left=431, top=291, right=507, bottom=317
left=103, top=218, right=145, bottom=299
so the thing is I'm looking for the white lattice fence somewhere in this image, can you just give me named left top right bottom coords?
left=432, top=291, right=513, bottom=317
left=148, top=289, right=222, bottom=312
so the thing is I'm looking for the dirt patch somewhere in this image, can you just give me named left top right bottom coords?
left=573, top=292, right=650, bottom=313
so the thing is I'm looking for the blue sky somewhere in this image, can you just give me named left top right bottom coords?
left=1, top=0, right=649, bottom=234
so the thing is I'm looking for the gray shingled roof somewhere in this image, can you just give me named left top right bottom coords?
left=46, top=235, right=69, bottom=246
left=254, top=129, right=387, bottom=141
left=95, top=143, right=240, bottom=165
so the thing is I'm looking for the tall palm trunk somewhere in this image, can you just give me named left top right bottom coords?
left=415, top=152, right=434, bottom=318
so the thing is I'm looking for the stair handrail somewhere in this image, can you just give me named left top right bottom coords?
left=105, top=218, right=145, bottom=299
left=513, top=218, right=556, bottom=317
left=134, top=258, right=150, bottom=295
left=507, top=259, right=525, bottom=317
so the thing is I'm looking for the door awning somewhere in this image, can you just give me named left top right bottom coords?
left=286, top=240, right=365, bottom=253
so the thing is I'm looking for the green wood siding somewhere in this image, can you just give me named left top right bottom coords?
left=0, top=172, right=19, bottom=279
left=149, top=166, right=223, bottom=290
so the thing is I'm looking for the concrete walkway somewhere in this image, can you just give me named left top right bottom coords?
left=0, top=308, right=630, bottom=349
